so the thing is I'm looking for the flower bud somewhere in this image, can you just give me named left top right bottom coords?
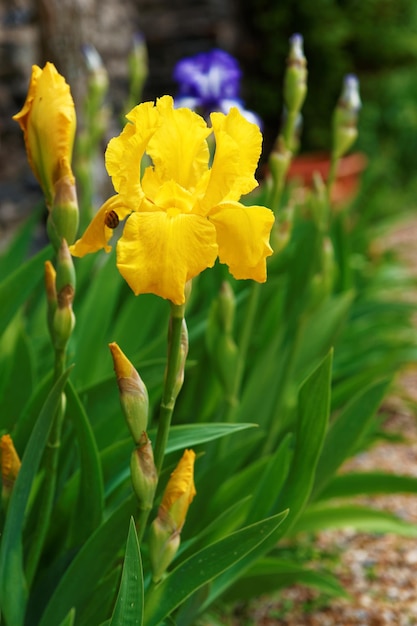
left=284, top=34, right=308, bottom=115
left=169, top=319, right=189, bottom=404
left=127, top=32, right=148, bottom=106
left=53, top=301, right=75, bottom=351
left=1, top=434, right=21, bottom=504
left=56, top=239, right=76, bottom=297
left=130, top=432, right=157, bottom=511
left=47, top=175, right=79, bottom=249
left=148, top=449, right=196, bottom=581
left=332, top=74, right=361, bottom=160
left=109, top=342, right=149, bottom=443
left=13, top=63, right=76, bottom=209
left=44, top=260, right=57, bottom=336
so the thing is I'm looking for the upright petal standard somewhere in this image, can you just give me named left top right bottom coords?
left=70, top=95, right=274, bottom=304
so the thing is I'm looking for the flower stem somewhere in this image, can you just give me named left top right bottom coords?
left=153, top=303, right=185, bottom=476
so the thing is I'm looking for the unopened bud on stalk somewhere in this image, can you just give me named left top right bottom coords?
left=130, top=432, right=157, bottom=510
left=149, top=450, right=196, bottom=581
left=52, top=240, right=76, bottom=350
left=332, top=74, right=361, bottom=160
left=1, top=434, right=21, bottom=504
left=47, top=175, right=79, bottom=249
left=217, top=281, right=235, bottom=335
left=284, top=34, right=307, bottom=115
left=109, top=342, right=149, bottom=443
left=44, top=260, right=57, bottom=335
left=171, top=320, right=189, bottom=402
left=83, top=44, right=109, bottom=101
left=128, top=32, right=148, bottom=105
left=56, top=239, right=76, bottom=296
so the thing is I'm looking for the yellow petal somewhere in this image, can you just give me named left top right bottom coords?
left=13, top=63, right=76, bottom=206
left=70, top=196, right=129, bottom=256
left=160, top=449, right=196, bottom=531
left=116, top=211, right=218, bottom=304
left=199, top=107, right=262, bottom=212
left=146, top=96, right=211, bottom=190
left=209, top=201, right=274, bottom=282
left=105, top=100, right=161, bottom=201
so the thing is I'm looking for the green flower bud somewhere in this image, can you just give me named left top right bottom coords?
left=130, top=432, right=157, bottom=511
left=56, top=239, right=76, bottom=296
left=109, top=342, right=149, bottom=444
left=52, top=301, right=75, bottom=351
left=332, top=74, right=361, bottom=160
left=47, top=175, right=79, bottom=249
left=171, top=319, right=189, bottom=403
left=284, top=34, right=307, bottom=115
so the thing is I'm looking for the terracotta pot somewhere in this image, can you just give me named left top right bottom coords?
left=286, top=151, right=368, bottom=206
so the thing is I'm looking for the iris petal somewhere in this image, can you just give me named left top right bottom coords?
left=116, top=211, right=218, bottom=304
left=146, top=96, right=211, bottom=190
left=199, top=107, right=262, bottom=212
left=105, top=100, right=161, bottom=203
left=209, top=201, right=274, bottom=282
left=70, top=196, right=130, bottom=256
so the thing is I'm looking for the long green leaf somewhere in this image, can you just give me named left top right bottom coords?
left=0, top=244, right=52, bottom=332
left=110, top=518, right=144, bottom=626
left=318, top=471, right=417, bottom=500
left=0, top=368, right=71, bottom=626
left=101, top=424, right=257, bottom=500
left=312, top=378, right=390, bottom=499
left=39, top=496, right=137, bottom=626
left=275, top=350, right=333, bottom=532
left=57, top=608, right=76, bottom=626
left=245, top=433, right=293, bottom=525
left=65, top=380, right=104, bottom=545
left=291, top=503, right=417, bottom=537
left=223, top=557, right=348, bottom=603
left=203, top=351, right=333, bottom=610
left=143, top=511, right=288, bottom=626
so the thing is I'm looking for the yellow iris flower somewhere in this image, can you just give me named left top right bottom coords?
left=13, top=62, right=76, bottom=209
left=70, top=96, right=274, bottom=304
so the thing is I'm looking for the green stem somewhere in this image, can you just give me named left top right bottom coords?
left=153, top=304, right=185, bottom=476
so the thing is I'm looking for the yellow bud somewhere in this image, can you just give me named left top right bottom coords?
left=13, top=63, right=76, bottom=209
left=148, top=449, right=196, bottom=581
left=1, top=434, right=21, bottom=501
left=109, top=342, right=149, bottom=443
left=160, top=449, right=196, bottom=532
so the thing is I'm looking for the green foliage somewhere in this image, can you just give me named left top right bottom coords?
left=2, top=31, right=417, bottom=626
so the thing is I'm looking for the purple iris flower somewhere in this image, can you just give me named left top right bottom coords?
left=173, top=49, right=262, bottom=127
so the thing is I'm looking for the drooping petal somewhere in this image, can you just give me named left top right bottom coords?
left=198, top=107, right=262, bottom=213
left=116, top=210, right=218, bottom=304
left=146, top=96, right=211, bottom=190
left=70, top=196, right=130, bottom=256
left=13, top=63, right=76, bottom=206
left=105, top=100, right=161, bottom=201
left=209, top=201, right=274, bottom=282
